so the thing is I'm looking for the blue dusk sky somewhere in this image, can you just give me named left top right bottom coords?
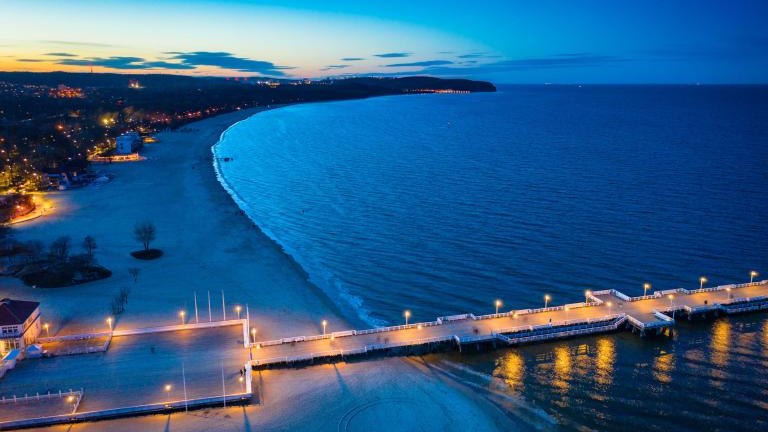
left=0, top=0, right=766, bottom=83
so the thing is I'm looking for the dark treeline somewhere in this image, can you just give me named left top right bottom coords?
left=0, top=72, right=494, bottom=191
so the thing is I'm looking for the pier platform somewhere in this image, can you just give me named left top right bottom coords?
left=250, top=280, right=768, bottom=369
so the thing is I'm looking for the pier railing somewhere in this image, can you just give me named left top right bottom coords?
left=252, top=280, right=767, bottom=350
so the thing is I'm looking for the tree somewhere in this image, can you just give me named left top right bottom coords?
left=128, top=267, right=140, bottom=283
left=49, top=236, right=71, bottom=262
left=110, top=286, right=132, bottom=315
left=133, top=222, right=156, bottom=251
left=82, top=235, right=97, bottom=262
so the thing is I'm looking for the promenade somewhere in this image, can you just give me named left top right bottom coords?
left=250, top=280, right=768, bottom=369
left=1, top=279, right=766, bottom=429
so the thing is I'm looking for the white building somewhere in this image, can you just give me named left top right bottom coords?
left=0, top=298, right=41, bottom=355
left=115, top=131, right=141, bottom=155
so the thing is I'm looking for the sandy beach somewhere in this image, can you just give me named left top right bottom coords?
left=0, top=107, right=521, bottom=431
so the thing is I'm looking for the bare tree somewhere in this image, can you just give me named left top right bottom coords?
left=133, top=222, right=156, bottom=251
left=82, top=235, right=97, bottom=263
left=128, top=267, right=140, bottom=283
left=49, top=236, right=71, bottom=262
left=111, top=286, right=132, bottom=315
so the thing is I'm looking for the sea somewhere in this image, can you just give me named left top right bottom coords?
left=214, top=85, right=768, bottom=431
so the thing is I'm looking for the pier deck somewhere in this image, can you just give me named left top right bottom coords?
left=250, top=280, right=768, bottom=369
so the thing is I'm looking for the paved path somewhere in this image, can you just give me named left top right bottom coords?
left=250, top=281, right=768, bottom=368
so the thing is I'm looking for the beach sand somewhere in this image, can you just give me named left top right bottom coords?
left=0, top=107, right=522, bottom=431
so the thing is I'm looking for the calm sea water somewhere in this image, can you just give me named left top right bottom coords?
left=215, top=86, right=768, bottom=430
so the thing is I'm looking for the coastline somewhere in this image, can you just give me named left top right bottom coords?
left=0, top=104, right=521, bottom=431
left=0, top=106, right=345, bottom=339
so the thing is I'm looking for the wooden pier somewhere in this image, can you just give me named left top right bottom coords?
left=249, top=280, right=768, bottom=369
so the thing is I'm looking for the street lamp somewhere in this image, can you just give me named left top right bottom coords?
left=606, top=301, right=612, bottom=314
left=44, top=323, right=50, bottom=337
left=322, top=320, right=327, bottom=335
left=106, top=317, right=113, bottom=332
left=404, top=310, right=411, bottom=325
left=164, top=384, right=172, bottom=405
left=251, top=327, right=257, bottom=343
left=750, top=270, right=759, bottom=283
left=544, top=295, right=551, bottom=308
left=668, top=294, right=676, bottom=318
left=699, top=276, right=707, bottom=289
left=235, top=305, right=242, bottom=319
left=239, top=376, right=245, bottom=393
left=725, top=287, right=732, bottom=300
left=643, top=283, right=651, bottom=296
left=179, top=310, right=186, bottom=325
left=584, top=290, right=591, bottom=304
left=495, top=299, right=502, bottom=314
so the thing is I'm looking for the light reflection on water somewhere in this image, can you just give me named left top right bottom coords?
left=652, top=351, right=674, bottom=384
left=429, top=314, right=768, bottom=431
left=594, top=338, right=615, bottom=389
left=709, top=319, right=731, bottom=387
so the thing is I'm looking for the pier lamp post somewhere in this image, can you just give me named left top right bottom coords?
left=699, top=277, right=708, bottom=290
left=322, top=320, right=327, bottom=335
left=235, top=305, right=242, bottom=319
left=404, top=310, right=411, bottom=326
left=584, top=290, right=591, bottom=304
left=725, top=287, right=732, bottom=300
left=239, top=376, right=245, bottom=393
left=179, top=310, right=186, bottom=325
left=251, top=327, right=257, bottom=343
left=544, top=295, right=551, bottom=308
left=106, top=317, right=113, bottom=332
left=751, top=271, right=759, bottom=283
left=495, top=299, right=502, bottom=314
left=667, top=294, right=675, bottom=318
left=44, top=323, right=50, bottom=337
left=643, top=283, right=651, bottom=296
left=606, top=301, right=613, bottom=314
left=164, top=384, right=172, bottom=405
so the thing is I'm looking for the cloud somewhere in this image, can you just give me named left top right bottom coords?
left=414, top=53, right=624, bottom=76
left=340, top=57, right=364, bottom=61
left=167, top=51, right=293, bottom=75
left=321, top=64, right=350, bottom=71
left=494, top=54, right=621, bottom=69
left=17, top=58, right=45, bottom=62
left=44, top=52, right=78, bottom=57
left=457, top=52, right=502, bottom=59
left=374, top=52, right=411, bottom=58
left=57, top=56, right=151, bottom=69
left=385, top=60, right=454, bottom=67
left=39, top=40, right=117, bottom=47
left=142, top=60, right=196, bottom=70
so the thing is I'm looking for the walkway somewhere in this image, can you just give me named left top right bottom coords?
left=250, top=280, right=768, bottom=368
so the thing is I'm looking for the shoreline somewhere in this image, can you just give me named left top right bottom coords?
left=0, top=103, right=523, bottom=432
left=210, top=106, right=366, bottom=329
left=1, top=106, right=346, bottom=339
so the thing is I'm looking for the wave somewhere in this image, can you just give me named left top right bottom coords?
left=211, top=110, right=387, bottom=328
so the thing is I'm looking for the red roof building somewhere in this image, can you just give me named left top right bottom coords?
left=0, top=298, right=41, bottom=355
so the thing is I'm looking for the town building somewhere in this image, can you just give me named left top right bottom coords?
left=0, top=298, right=41, bottom=355
left=115, top=131, right=141, bottom=155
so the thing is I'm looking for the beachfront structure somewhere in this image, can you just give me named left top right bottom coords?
left=0, top=298, right=41, bottom=355
left=115, top=131, right=141, bottom=155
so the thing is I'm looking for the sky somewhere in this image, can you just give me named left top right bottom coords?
left=1, top=0, right=767, bottom=83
